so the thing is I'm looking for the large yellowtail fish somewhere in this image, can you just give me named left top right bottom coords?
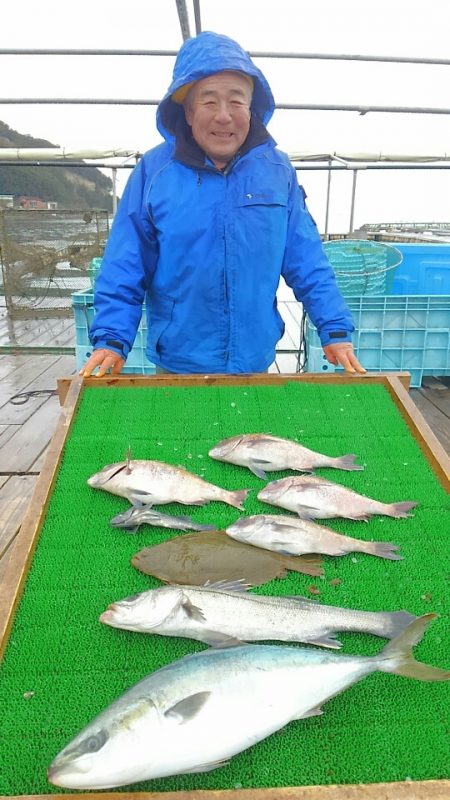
left=48, top=614, right=448, bottom=789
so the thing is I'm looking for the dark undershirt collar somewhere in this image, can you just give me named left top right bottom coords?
left=173, top=114, right=273, bottom=172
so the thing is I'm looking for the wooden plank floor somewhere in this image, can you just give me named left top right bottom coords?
left=0, top=297, right=449, bottom=585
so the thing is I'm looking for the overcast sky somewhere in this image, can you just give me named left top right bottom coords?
left=1, top=0, right=450, bottom=230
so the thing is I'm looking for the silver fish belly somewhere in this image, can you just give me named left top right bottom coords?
left=48, top=615, right=448, bottom=789
left=99, top=580, right=417, bottom=648
left=225, top=514, right=402, bottom=560
left=208, top=433, right=363, bottom=479
left=88, top=459, right=248, bottom=510
left=257, top=475, right=417, bottom=520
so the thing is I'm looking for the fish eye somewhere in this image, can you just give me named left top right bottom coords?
left=123, top=592, right=142, bottom=603
left=80, top=729, right=108, bottom=754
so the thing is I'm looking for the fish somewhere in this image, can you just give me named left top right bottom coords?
left=47, top=614, right=449, bottom=789
left=131, top=529, right=323, bottom=586
left=87, top=459, right=249, bottom=510
left=99, top=579, right=417, bottom=648
left=257, top=475, right=418, bottom=521
left=225, top=514, right=402, bottom=560
left=110, top=505, right=216, bottom=535
left=208, top=433, right=363, bottom=479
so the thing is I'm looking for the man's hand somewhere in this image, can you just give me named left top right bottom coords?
left=79, top=348, right=126, bottom=377
left=322, top=342, right=366, bottom=374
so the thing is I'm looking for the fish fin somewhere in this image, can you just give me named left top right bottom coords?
left=286, top=595, right=319, bottom=604
left=201, top=631, right=245, bottom=647
left=283, top=554, right=323, bottom=577
left=120, top=525, right=140, bottom=535
left=183, top=758, right=230, bottom=774
left=364, top=541, right=403, bottom=560
left=387, top=501, right=418, bottom=518
left=164, top=691, right=212, bottom=723
left=181, top=599, right=206, bottom=623
left=297, top=705, right=324, bottom=719
left=228, top=489, right=250, bottom=510
left=378, top=613, right=450, bottom=681
left=125, top=445, right=132, bottom=474
left=130, top=497, right=145, bottom=509
left=332, top=454, right=364, bottom=472
left=203, top=579, right=251, bottom=592
left=126, top=489, right=154, bottom=506
left=383, top=611, right=419, bottom=640
left=306, top=634, right=342, bottom=649
left=249, top=462, right=268, bottom=480
left=210, top=637, right=246, bottom=649
left=294, top=505, right=325, bottom=520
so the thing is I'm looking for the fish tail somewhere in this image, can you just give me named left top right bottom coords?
left=378, top=613, right=450, bottom=681
left=386, top=500, right=418, bottom=518
left=227, top=489, right=250, bottom=510
left=285, top=553, right=323, bottom=577
left=332, top=454, right=364, bottom=471
left=363, top=540, right=403, bottom=560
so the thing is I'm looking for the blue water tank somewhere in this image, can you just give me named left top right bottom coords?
left=388, top=243, right=450, bottom=295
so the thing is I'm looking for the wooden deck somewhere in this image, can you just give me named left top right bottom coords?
left=1, top=297, right=449, bottom=586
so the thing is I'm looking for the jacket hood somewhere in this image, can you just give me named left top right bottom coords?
left=157, top=31, right=275, bottom=141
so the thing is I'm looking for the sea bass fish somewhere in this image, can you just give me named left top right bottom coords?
left=208, top=433, right=363, bottom=479
left=48, top=614, right=449, bottom=789
left=257, top=475, right=418, bottom=520
left=99, top=579, right=417, bottom=648
left=110, top=505, right=215, bottom=534
left=87, top=460, right=249, bottom=510
left=226, top=514, right=402, bottom=560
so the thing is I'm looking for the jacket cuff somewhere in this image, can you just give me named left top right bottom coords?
left=319, top=329, right=353, bottom=347
left=91, top=338, right=130, bottom=359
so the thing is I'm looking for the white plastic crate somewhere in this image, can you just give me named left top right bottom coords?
left=72, top=290, right=155, bottom=374
left=304, top=295, right=450, bottom=388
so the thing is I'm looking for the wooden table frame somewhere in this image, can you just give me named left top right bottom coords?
left=1, top=372, right=449, bottom=800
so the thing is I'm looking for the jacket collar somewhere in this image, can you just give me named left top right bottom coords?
left=173, top=113, right=273, bottom=172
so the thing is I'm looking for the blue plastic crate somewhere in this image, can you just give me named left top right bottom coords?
left=72, top=289, right=155, bottom=374
left=304, top=295, right=450, bottom=388
left=387, top=243, right=450, bottom=295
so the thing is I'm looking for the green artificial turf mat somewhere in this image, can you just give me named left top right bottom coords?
left=0, top=381, right=449, bottom=794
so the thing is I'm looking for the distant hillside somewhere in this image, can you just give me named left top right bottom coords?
left=0, top=121, right=113, bottom=211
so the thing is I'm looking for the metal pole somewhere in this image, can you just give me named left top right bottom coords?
left=112, top=168, right=118, bottom=215
left=193, top=0, right=202, bottom=33
left=175, top=0, right=191, bottom=41
left=349, top=170, right=358, bottom=234
left=324, top=160, right=332, bottom=240
left=2, top=48, right=450, bottom=67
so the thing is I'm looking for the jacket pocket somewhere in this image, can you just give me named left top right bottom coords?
left=236, top=188, right=288, bottom=208
left=147, top=295, right=175, bottom=354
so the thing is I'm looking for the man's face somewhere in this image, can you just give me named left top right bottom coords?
left=184, top=71, right=252, bottom=169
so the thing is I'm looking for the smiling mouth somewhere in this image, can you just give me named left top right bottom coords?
left=212, top=132, right=233, bottom=138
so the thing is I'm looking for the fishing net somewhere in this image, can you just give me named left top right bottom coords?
left=0, top=209, right=109, bottom=317
left=323, top=239, right=403, bottom=296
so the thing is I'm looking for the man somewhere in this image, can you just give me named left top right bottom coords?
left=81, top=31, right=365, bottom=377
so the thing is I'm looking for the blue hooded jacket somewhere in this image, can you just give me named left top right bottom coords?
left=90, top=31, right=354, bottom=373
